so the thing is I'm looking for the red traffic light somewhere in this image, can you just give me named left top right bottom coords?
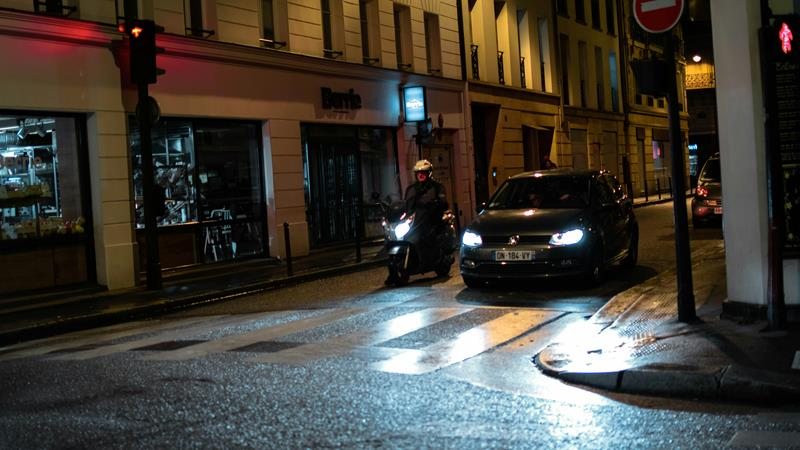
left=122, top=19, right=165, bottom=85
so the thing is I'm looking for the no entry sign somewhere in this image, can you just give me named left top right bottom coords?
left=633, top=0, right=684, bottom=33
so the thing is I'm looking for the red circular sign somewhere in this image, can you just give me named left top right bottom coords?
left=633, top=0, right=684, bottom=34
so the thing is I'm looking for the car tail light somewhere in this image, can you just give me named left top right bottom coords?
left=696, top=186, right=708, bottom=197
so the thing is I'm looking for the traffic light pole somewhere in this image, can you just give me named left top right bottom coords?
left=138, top=83, right=162, bottom=290
left=665, top=31, right=696, bottom=322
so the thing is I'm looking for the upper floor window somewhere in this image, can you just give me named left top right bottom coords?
left=575, top=0, right=585, bottom=23
left=560, top=34, right=570, bottom=105
left=591, top=0, right=601, bottom=30
left=119, top=0, right=138, bottom=20
left=360, top=0, right=381, bottom=64
left=394, top=4, right=413, bottom=70
left=578, top=40, right=588, bottom=107
left=424, top=13, right=442, bottom=75
left=605, top=0, right=615, bottom=35
left=556, top=0, right=568, bottom=16
left=35, top=0, right=78, bottom=17
left=321, top=0, right=344, bottom=58
left=185, top=0, right=215, bottom=38
left=260, top=0, right=287, bottom=48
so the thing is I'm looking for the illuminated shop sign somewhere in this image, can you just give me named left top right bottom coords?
left=321, top=87, right=362, bottom=111
left=403, top=86, right=427, bottom=122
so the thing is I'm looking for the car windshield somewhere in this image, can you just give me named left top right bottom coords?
left=487, top=176, right=589, bottom=209
left=700, top=158, right=720, bottom=181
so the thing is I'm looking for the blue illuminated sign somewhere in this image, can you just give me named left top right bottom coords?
left=403, top=86, right=427, bottom=122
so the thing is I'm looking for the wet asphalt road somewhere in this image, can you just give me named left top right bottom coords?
left=1, top=202, right=799, bottom=449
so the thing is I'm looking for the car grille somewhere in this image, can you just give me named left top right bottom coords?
left=472, top=262, right=553, bottom=276
left=482, top=235, right=551, bottom=245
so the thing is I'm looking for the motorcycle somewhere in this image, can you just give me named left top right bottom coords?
left=374, top=194, right=458, bottom=286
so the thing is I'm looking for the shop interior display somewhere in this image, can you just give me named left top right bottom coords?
left=0, top=117, right=84, bottom=241
left=132, top=123, right=198, bottom=228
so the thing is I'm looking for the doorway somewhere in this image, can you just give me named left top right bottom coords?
left=471, top=103, right=500, bottom=207
left=523, top=126, right=555, bottom=171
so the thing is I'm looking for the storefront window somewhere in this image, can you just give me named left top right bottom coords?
left=131, top=120, right=198, bottom=228
left=302, top=124, right=399, bottom=248
left=0, top=115, right=87, bottom=241
left=130, top=118, right=266, bottom=265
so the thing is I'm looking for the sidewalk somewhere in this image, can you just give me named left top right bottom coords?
left=534, top=241, right=800, bottom=405
left=0, top=242, right=387, bottom=346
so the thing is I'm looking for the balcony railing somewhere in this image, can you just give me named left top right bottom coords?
left=497, top=51, right=505, bottom=85
left=471, top=45, right=480, bottom=80
left=520, top=56, right=526, bottom=88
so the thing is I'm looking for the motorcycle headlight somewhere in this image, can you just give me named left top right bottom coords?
left=394, top=220, right=412, bottom=240
left=462, top=230, right=483, bottom=247
left=549, top=229, right=584, bottom=246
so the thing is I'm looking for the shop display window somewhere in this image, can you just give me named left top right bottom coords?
left=130, top=117, right=266, bottom=265
left=130, top=120, right=198, bottom=228
left=0, top=115, right=86, bottom=241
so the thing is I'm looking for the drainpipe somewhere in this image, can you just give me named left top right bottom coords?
left=456, top=0, right=467, bottom=82
left=551, top=0, right=565, bottom=161
left=616, top=0, right=633, bottom=193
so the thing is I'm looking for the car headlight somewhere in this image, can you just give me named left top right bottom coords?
left=462, top=230, right=483, bottom=247
left=394, top=220, right=412, bottom=240
left=549, top=229, right=584, bottom=246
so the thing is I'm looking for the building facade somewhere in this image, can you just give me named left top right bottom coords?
left=616, top=0, right=690, bottom=198
left=461, top=0, right=561, bottom=207
left=0, top=0, right=470, bottom=296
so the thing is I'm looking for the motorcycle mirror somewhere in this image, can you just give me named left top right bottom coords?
left=371, top=191, right=381, bottom=201
left=476, top=202, right=486, bottom=214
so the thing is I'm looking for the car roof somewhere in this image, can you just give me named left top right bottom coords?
left=508, top=168, right=601, bottom=180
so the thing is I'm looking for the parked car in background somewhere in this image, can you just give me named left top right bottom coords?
left=459, top=169, right=638, bottom=288
left=691, top=154, right=723, bottom=227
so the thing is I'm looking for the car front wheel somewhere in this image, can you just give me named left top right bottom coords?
left=584, top=244, right=605, bottom=286
left=622, top=231, right=638, bottom=268
left=462, top=275, right=482, bottom=289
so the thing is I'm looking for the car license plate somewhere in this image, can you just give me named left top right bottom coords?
left=714, top=207, right=722, bottom=214
left=495, top=250, right=533, bottom=261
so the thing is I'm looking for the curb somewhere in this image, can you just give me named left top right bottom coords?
left=533, top=350, right=800, bottom=405
left=0, top=257, right=386, bottom=346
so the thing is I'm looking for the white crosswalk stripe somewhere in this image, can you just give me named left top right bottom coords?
left=2, top=307, right=561, bottom=375
left=370, top=310, right=562, bottom=375
left=142, top=307, right=368, bottom=361
left=48, top=311, right=291, bottom=361
left=250, top=307, right=472, bottom=365
left=0, top=316, right=217, bottom=361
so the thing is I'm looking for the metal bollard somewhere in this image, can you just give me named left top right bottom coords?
left=283, top=222, right=293, bottom=277
left=644, top=178, right=649, bottom=202
left=657, top=178, right=662, bottom=200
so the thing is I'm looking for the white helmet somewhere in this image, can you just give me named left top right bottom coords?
left=413, top=159, right=433, bottom=173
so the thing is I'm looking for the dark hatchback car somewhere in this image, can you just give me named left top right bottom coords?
left=460, top=169, right=638, bottom=287
left=691, top=154, right=722, bottom=227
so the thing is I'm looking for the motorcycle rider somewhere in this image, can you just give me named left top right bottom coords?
left=385, top=159, right=448, bottom=284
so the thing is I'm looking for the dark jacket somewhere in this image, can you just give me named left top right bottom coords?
left=404, top=178, right=447, bottom=216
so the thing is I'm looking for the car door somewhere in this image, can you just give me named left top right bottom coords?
left=593, top=178, right=625, bottom=260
